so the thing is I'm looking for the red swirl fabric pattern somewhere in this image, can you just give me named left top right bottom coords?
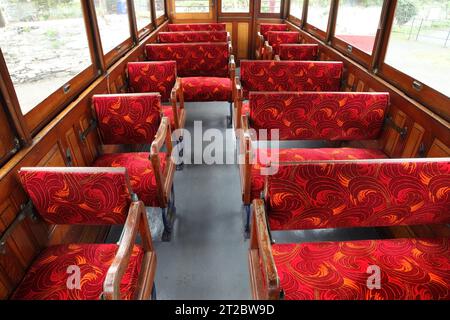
left=259, top=24, right=288, bottom=39
left=267, top=160, right=450, bottom=230
left=267, top=31, right=301, bottom=55
left=240, top=61, right=343, bottom=98
left=158, top=31, right=228, bottom=43
left=250, top=148, right=387, bottom=201
left=127, top=61, right=176, bottom=102
left=167, top=23, right=226, bottom=31
left=273, top=238, right=450, bottom=300
left=93, top=152, right=166, bottom=207
left=248, top=92, right=389, bottom=140
left=146, top=43, right=229, bottom=78
left=182, top=77, right=232, bottom=102
left=11, top=244, right=143, bottom=300
left=278, top=44, right=319, bottom=61
left=93, top=93, right=162, bottom=145
left=19, top=168, right=131, bottom=225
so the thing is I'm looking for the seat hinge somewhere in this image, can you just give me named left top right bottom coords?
left=78, top=119, right=97, bottom=142
left=384, top=116, right=408, bottom=139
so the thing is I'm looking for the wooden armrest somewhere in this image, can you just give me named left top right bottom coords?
left=263, top=41, right=273, bottom=60
left=240, top=127, right=253, bottom=204
left=170, top=77, right=184, bottom=130
left=229, top=55, right=236, bottom=100
left=251, top=199, right=280, bottom=300
left=150, top=117, right=174, bottom=207
left=233, top=78, right=243, bottom=129
left=255, top=33, right=264, bottom=59
left=104, top=200, right=154, bottom=300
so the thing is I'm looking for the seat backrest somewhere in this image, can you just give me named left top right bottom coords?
left=19, top=167, right=133, bottom=225
left=93, top=93, right=162, bottom=145
left=146, top=43, right=229, bottom=77
left=240, top=60, right=343, bottom=96
left=127, top=61, right=176, bottom=101
left=278, top=44, right=319, bottom=61
left=167, top=23, right=226, bottom=31
left=267, top=31, right=300, bottom=53
left=158, top=31, right=228, bottom=43
left=266, top=159, right=450, bottom=230
left=248, top=91, right=389, bottom=140
left=259, top=23, right=288, bottom=39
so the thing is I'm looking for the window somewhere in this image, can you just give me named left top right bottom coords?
left=335, top=0, right=384, bottom=54
left=260, top=0, right=281, bottom=14
left=155, top=0, right=166, bottom=18
left=384, top=0, right=450, bottom=96
left=307, top=0, right=331, bottom=31
left=221, top=0, right=250, bottom=13
left=175, top=0, right=210, bottom=13
left=0, top=0, right=92, bottom=114
left=133, top=0, right=152, bottom=31
left=290, top=0, right=304, bottom=19
left=94, top=0, right=131, bottom=53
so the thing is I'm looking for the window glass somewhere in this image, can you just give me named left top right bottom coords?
left=290, top=0, right=304, bottom=19
left=221, top=0, right=250, bottom=13
left=94, top=0, right=131, bottom=53
left=0, top=0, right=92, bottom=114
left=385, top=0, right=450, bottom=96
left=175, top=0, right=210, bottom=13
left=155, top=0, right=165, bottom=18
left=133, top=0, right=151, bottom=30
left=260, top=0, right=281, bottom=14
left=307, top=0, right=331, bottom=31
left=335, top=0, right=383, bottom=54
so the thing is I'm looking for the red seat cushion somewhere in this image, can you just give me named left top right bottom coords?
left=162, top=104, right=176, bottom=129
left=273, top=238, right=450, bottom=300
left=250, top=148, right=387, bottom=201
left=93, top=152, right=166, bottom=207
left=11, top=244, right=143, bottom=300
left=182, top=77, right=232, bottom=102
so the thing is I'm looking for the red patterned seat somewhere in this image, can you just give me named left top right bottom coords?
left=273, top=238, right=450, bottom=300
left=256, top=23, right=288, bottom=59
left=93, top=152, right=166, bottom=208
left=93, top=93, right=163, bottom=145
left=167, top=23, right=227, bottom=31
left=248, top=92, right=389, bottom=140
left=239, top=91, right=390, bottom=230
left=146, top=43, right=235, bottom=104
left=127, top=62, right=184, bottom=131
left=235, top=60, right=343, bottom=129
left=264, top=31, right=301, bottom=59
left=15, top=167, right=157, bottom=300
left=92, top=94, right=176, bottom=230
left=158, top=31, right=228, bottom=43
left=182, top=77, right=232, bottom=102
left=249, top=147, right=388, bottom=201
left=277, top=44, right=319, bottom=61
left=12, top=244, right=143, bottom=300
left=249, top=158, right=450, bottom=300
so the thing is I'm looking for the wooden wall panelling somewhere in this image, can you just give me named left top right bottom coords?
left=427, top=139, right=450, bottom=157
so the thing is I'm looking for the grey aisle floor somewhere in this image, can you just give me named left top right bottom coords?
left=153, top=102, right=251, bottom=300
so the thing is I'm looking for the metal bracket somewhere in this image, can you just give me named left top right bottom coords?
left=78, top=119, right=97, bottom=142
left=65, top=147, right=73, bottom=167
left=384, top=116, right=408, bottom=139
left=5, top=138, right=20, bottom=159
left=418, top=142, right=426, bottom=157
left=0, top=200, right=37, bottom=255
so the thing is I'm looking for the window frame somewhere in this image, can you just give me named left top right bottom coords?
left=218, top=0, right=251, bottom=16
left=376, top=1, right=450, bottom=121
left=288, top=0, right=305, bottom=26
left=304, top=0, right=333, bottom=40
left=133, top=0, right=154, bottom=39
left=330, top=0, right=386, bottom=68
left=153, top=0, right=168, bottom=23
left=286, top=0, right=450, bottom=122
left=257, top=0, right=285, bottom=18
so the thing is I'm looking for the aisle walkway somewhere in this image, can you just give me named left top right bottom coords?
left=153, top=102, right=251, bottom=299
